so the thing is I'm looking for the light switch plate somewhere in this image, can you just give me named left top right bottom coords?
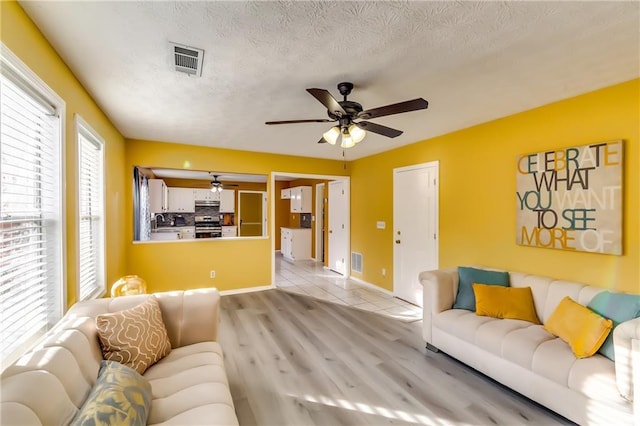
left=376, top=221, right=386, bottom=229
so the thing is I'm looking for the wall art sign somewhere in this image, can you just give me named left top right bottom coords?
left=516, top=140, right=623, bottom=255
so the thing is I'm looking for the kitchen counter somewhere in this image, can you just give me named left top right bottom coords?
left=150, top=226, right=195, bottom=241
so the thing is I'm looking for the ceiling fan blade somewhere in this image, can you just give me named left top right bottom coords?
left=356, top=121, right=403, bottom=138
left=357, top=98, right=428, bottom=120
left=306, top=88, right=346, bottom=116
left=317, top=137, right=327, bottom=144
left=265, top=119, right=334, bottom=125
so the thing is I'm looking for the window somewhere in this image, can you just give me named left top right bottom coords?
left=76, top=117, right=105, bottom=301
left=0, top=45, right=65, bottom=367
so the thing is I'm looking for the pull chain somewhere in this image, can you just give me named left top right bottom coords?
left=343, top=149, right=346, bottom=170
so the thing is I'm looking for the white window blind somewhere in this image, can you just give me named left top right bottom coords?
left=0, top=48, right=64, bottom=366
left=77, top=119, right=105, bottom=301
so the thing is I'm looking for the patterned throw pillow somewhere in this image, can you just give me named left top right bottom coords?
left=71, top=360, right=152, bottom=426
left=96, top=297, right=171, bottom=375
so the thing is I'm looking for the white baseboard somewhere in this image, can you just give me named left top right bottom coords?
left=219, top=285, right=274, bottom=296
left=347, top=276, right=394, bottom=297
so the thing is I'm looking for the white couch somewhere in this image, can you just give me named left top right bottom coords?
left=419, top=267, right=639, bottom=425
left=0, top=288, right=238, bottom=425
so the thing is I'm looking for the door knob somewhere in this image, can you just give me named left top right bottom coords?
left=395, top=239, right=401, bottom=244
left=329, top=230, right=333, bottom=234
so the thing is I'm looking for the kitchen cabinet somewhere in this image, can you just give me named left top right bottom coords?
left=220, top=190, right=235, bottom=213
left=290, top=186, right=312, bottom=213
left=167, top=187, right=195, bottom=213
left=281, top=227, right=311, bottom=261
left=281, top=188, right=291, bottom=199
left=221, top=226, right=237, bottom=237
left=193, top=189, right=219, bottom=202
left=149, top=179, right=168, bottom=213
left=179, top=227, right=195, bottom=239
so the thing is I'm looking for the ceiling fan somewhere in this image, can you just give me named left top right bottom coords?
left=265, top=82, right=428, bottom=148
left=209, top=174, right=238, bottom=193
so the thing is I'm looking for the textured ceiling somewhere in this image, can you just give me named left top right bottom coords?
left=19, top=1, right=640, bottom=161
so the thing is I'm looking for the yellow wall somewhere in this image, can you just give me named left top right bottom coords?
left=126, top=139, right=347, bottom=293
left=351, top=79, right=639, bottom=293
left=1, top=1, right=128, bottom=307
left=6, top=0, right=637, bottom=299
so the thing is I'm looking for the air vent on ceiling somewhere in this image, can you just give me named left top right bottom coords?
left=170, top=42, right=204, bottom=77
left=351, top=252, right=363, bottom=274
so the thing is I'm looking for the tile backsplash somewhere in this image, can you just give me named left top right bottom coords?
left=153, top=206, right=228, bottom=227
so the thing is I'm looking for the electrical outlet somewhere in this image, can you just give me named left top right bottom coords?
left=210, top=270, right=216, bottom=279
left=381, top=268, right=386, bottom=277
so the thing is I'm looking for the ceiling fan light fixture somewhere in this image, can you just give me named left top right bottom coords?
left=323, top=126, right=340, bottom=145
left=341, top=134, right=356, bottom=149
left=348, top=124, right=366, bottom=144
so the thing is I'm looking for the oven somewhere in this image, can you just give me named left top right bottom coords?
left=194, top=215, right=222, bottom=239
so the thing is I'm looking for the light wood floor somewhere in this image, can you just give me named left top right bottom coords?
left=218, top=289, right=573, bottom=426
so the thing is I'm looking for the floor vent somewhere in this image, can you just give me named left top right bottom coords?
left=351, top=252, right=363, bottom=273
left=170, top=42, right=204, bottom=77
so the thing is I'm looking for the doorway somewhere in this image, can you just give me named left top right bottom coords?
left=238, top=191, right=267, bottom=236
left=271, top=173, right=350, bottom=285
left=393, top=161, right=439, bottom=307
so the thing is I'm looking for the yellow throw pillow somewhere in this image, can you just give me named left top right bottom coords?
left=543, top=296, right=613, bottom=358
left=96, top=297, right=172, bottom=375
left=473, top=283, right=541, bottom=324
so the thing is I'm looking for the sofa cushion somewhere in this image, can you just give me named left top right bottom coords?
left=96, top=298, right=172, bottom=375
left=568, top=355, right=619, bottom=402
left=500, top=325, right=556, bottom=369
left=144, top=342, right=237, bottom=425
left=531, top=338, right=577, bottom=387
left=473, top=284, right=540, bottom=324
left=433, top=309, right=494, bottom=343
left=587, top=291, right=640, bottom=361
left=474, top=318, right=533, bottom=356
left=453, top=266, right=510, bottom=311
left=71, top=360, right=152, bottom=426
left=544, top=296, right=613, bottom=358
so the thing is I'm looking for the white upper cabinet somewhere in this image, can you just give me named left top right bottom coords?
left=149, top=179, right=168, bottom=213
left=289, top=186, right=312, bottom=213
left=281, top=188, right=291, bottom=199
left=194, top=188, right=219, bottom=202
left=220, top=190, right=235, bottom=213
left=167, top=187, right=195, bottom=212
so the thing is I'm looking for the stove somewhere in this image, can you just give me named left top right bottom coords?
left=194, top=215, right=222, bottom=238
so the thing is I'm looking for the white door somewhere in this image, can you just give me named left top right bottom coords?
left=315, top=183, right=325, bottom=262
left=328, top=180, right=348, bottom=275
left=393, top=162, right=439, bottom=307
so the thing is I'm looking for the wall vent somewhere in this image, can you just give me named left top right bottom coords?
left=351, top=252, right=363, bottom=274
left=170, top=42, right=204, bottom=77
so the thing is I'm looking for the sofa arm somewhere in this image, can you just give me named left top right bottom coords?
left=613, top=316, right=640, bottom=402
left=418, top=268, right=457, bottom=344
left=154, top=288, right=220, bottom=349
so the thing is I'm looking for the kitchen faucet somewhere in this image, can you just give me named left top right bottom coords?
left=155, top=213, right=165, bottom=224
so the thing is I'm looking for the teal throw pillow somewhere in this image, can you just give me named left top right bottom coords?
left=587, top=291, right=640, bottom=361
left=71, top=360, right=152, bottom=426
left=453, top=266, right=510, bottom=311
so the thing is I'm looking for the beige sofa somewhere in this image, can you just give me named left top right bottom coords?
left=419, top=268, right=639, bottom=425
left=0, top=288, right=238, bottom=425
